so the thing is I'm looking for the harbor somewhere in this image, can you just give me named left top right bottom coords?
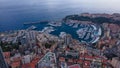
left=23, top=21, right=102, bottom=43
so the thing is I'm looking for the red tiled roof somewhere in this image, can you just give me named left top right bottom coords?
left=22, top=62, right=38, bottom=68
left=3, top=52, right=10, bottom=58
left=85, top=56, right=94, bottom=60
left=68, top=64, right=81, bottom=68
left=11, top=61, right=20, bottom=68
left=22, top=56, right=41, bottom=68
left=102, top=59, right=108, bottom=63
left=59, top=57, right=65, bottom=62
left=13, top=57, right=21, bottom=62
left=68, top=59, right=73, bottom=63
left=22, top=63, right=31, bottom=68
left=84, top=61, right=91, bottom=66
left=77, top=60, right=83, bottom=63
left=83, top=65, right=90, bottom=68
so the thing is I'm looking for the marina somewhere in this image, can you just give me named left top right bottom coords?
left=22, top=21, right=102, bottom=43
left=73, top=23, right=79, bottom=28
left=41, top=27, right=55, bottom=34
left=48, top=21, right=62, bottom=27
left=76, top=24, right=102, bottom=43
left=27, top=25, right=37, bottom=30
left=0, top=0, right=120, bottom=67
left=23, top=21, right=49, bottom=25
left=84, top=33, right=91, bottom=40
left=76, top=29, right=86, bottom=39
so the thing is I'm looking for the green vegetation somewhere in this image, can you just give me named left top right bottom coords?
left=45, top=43, right=52, bottom=48
left=44, top=41, right=55, bottom=48
left=63, top=15, right=120, bottom=24
left=0, top=41, right=19, bottom=52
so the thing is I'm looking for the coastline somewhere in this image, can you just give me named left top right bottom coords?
left=1, top=13, right=120, bottom=44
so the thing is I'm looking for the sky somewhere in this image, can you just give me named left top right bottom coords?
left=0, top=0, right=120, bottom=15
left=0, top=0, right=120, bottom=31
left=0, top=0, right=119, bottom=8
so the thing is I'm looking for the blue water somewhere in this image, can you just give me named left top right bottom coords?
left=23, top=22, right=100, bottom=43
left=0, top=0, right=120, bottom=32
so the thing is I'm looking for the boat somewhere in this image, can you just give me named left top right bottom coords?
left=41, top=27, right=55, bottom=33
left=76, top=29, right=86, bottom=38
left=84, top=33, right=91, bottom=40
left=27, top=25, right=37, bottom=30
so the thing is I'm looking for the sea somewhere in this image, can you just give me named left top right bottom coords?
left=0, top=0, right=119, bottom=43
left=0, top=0, right=120, bottom=32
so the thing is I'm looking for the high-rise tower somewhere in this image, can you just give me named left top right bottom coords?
left=0, top=46, right=8, bottom=68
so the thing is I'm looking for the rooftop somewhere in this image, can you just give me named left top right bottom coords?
left=68, top=64, right=81, bottom=68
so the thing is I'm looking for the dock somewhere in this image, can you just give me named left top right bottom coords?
left=23, top=20, right=49, bottom=25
